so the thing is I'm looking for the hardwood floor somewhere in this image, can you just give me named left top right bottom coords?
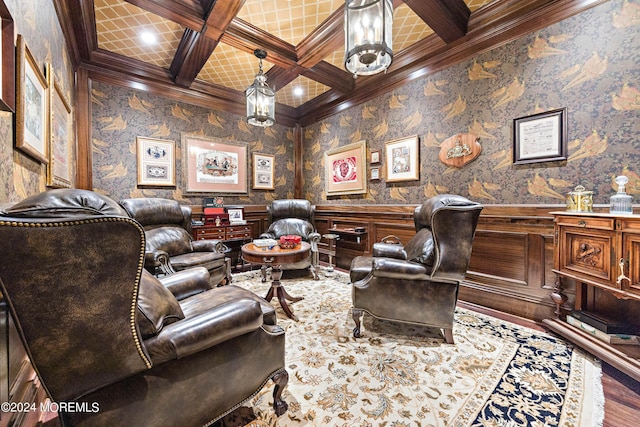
left=458, top=301, right=640, bottom=427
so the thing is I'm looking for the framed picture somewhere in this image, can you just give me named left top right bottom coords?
left=370, top=167, right=380, bottom=180
left=182, top=134, right=248, bottom=194
left=370, top=149, right=380, bottom=164
left=0, top=1, right=15, bottom=112
left=47, top=64, right=72, bottom=188
left=253, top=152, right=275, bottom=190
left=227, top=207, right=244, bottom=221
left=513, top=108, right=567, bottom=165
left=325, top=140, right=367, bottom=196
left=136, top=136, right=175, bottom=186
left=16, top=34, right=48, bottom=164
left=385, top=135, right=419, bottom=182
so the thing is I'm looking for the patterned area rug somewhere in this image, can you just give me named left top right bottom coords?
left=221, top=270, right=604, bottom=427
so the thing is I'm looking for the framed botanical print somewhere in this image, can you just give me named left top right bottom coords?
left=384, top=135, right=419, bottom=182
left=182, top=134, right=248, bottom=194
left=136, top=136, right=176, bottom=186
left=325, top=140, right=367, bottom=196
left=253, top=152, right=275, bottom=190
left=16, top=34, right=48, bottom=163
left=47, top=64, right=73, bottom=188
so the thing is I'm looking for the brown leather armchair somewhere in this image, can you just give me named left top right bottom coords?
left=0, top=189, right=288, bottom=426
left=349, top=194, right=483, bottom=344
left=120, top=197, right=231, bottom=286
left=259, top=199, right=321, bottom=280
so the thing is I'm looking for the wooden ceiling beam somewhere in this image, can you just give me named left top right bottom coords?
left=222, top=19, right=298, bottom=70
left=403, top=0, right=470, bottom=43
left=303, top=62, right=354, bottom=94
left=265, top=65, right=305, bottom=92
left=296, top=6, right=344, bottom=70
left=170, top=0, right=244, bottom=87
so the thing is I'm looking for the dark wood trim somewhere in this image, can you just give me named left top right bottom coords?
left=403, top=0, right=470, bottom=43
left=294, top=124, right=303, bottom=199
left=295, top=5, right=344, bottom=70
left=75, top=68, right=92, bottom=189
left=123, top=0, right=205, bottom=32
left=171, top=29, right=219, bottom=87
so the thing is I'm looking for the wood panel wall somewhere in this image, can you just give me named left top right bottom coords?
left=314, top=203, right=571, bottom=322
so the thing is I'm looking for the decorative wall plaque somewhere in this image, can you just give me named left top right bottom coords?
left=439, top=133, right=481, bottom=168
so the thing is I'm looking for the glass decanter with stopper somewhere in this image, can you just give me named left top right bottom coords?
left=609, top=175, right=633, bottom=214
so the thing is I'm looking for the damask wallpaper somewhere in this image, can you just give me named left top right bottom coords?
left=89, top=0, right=638, bottom=208
left=303, top=0, right=639, bottom=206
left=0, top=0, right=74, bottom=204
left=91, top=82, right=296, bottom=206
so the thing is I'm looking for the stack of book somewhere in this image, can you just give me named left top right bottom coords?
left=566, top=310, right=639, bottom=345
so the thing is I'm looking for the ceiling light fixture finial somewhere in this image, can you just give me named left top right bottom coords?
left=246, top=49, right=275, bottom=127
left=344, top=0, right=393, bottom=78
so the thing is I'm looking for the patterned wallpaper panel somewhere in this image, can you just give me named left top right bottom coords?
left=90, top=0, right=639, bottom=208
left=302, top=0, right=640, bottom=206
left=91, top=82, right=296, bottom=205
left=0, top=0, right=74, bottom=204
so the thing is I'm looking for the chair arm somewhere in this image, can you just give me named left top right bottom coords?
left=308, top=232, right=321, bottom=252
left=191, top=239, right=225, bottom=253
left=158, top=298, right=264, bottom=359
left=367, top=258, right=430, bottom=281
left=158, top=267, right=212, bottom=300
left=259, top=231, right=276, bottom=239
left=372, top=242, right=407, bottom=259
left=145, top=250, right=175, bottom=274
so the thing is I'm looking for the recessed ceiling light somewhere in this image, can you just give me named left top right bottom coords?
left=293, top=87, right=304, bottom=97
left=140, top=31, right=157, bottom=45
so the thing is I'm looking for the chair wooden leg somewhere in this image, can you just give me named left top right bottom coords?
left=272, top=369, right=289, bottom=417
left=444, top=328, right=454, bottom=344
left=352, top=308, right=363, bottom=338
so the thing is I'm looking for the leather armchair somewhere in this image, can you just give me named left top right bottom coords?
left=120, top=197, right=231, bottom=286
left=349, top=194, right=483, bottom=344
left=0, top=189, right=288, bottom=426
left=259, top=199, right=321, bottom=280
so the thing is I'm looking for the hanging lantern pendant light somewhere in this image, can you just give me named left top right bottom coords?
left=246, top=49, right=275, bottom=127
left=344, top=0, right=393, bottom=77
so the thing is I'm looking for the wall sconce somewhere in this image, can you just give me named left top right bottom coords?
left=246, top=49, right=275, bottom=127
left=344, top=0, right=393, bottom=77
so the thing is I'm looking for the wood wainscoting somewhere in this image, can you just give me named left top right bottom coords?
left=315, top=203, right=568, bottom=322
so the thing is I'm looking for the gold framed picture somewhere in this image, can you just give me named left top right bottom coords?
left=325, top=140, right=367, bottom=196
left=253, top=152, right=275, bottom=190
left=47, top=64, right=72, bottom=188
left=16, top=34, right=48, bottom=163
left=182, top=133, right=248, bottom=194
left=136, top=136, right=176, bottom=187
left=384, top=135, right=419, bottom=182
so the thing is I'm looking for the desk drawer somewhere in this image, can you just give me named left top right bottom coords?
left=194, top=228, right=226, bottom=240
left=556, top=216, right=615, bottom=230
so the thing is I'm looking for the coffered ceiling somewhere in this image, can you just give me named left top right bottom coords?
left=55, top=0, right=607, bottom=127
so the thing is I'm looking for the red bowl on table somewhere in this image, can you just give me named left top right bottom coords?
left=279, top=235, right=301, bottom=249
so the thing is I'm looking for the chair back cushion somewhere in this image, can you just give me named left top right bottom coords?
left=120, top=197, right=192, bottom=231
left=2, top=188, right=128, bottom=218
left=403, top=228, right=435, bottom=267
left=137, top=270, right=185, bottom=338
left=268, top=218, right=314, bottom=240
left=268, top=199, right=314, bottom=223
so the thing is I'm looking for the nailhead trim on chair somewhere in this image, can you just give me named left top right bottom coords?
left=0, top=217, right=153, bottom=369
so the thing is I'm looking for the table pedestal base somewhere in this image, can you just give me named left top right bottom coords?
left=264, top=265, right=303, bottom=321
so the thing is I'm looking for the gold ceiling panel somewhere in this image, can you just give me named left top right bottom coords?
left=276, top=76, right=331, bottom=108
left=94, top=0, right=184, bottom=68
left=236, top=0, right=344, bottom=46
left=197, top=42, right=275, bottom=92
left=467, top=0, right=494, bottom=12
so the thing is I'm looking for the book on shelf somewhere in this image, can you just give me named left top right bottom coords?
left=569, top=310, right=633, bottom=334
left=566, top=314, right=639, bottom=345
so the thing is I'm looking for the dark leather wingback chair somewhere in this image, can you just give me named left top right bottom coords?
left=120, top=197, right=231, bottom=286
left=0, top=189, right=288, bottom=426
left=349, top=194, right=483, bottom=344
left=259, top=199, right=321, bottom=280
